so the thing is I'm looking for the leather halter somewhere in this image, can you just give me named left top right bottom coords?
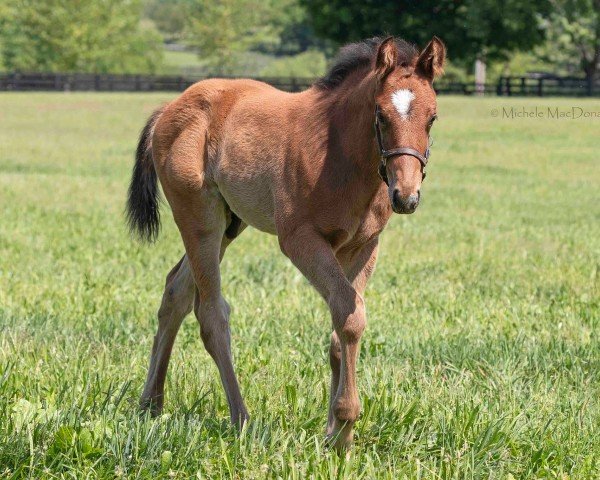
left=374, top=105, right=431, bottom=186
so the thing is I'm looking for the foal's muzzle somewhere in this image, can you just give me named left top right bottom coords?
left=392, top=189, right=420, bottom=214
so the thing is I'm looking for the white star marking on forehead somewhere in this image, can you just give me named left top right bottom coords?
left=391, top=89, right=415, bottom=120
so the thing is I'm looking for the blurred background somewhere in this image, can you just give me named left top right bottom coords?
left=0, top=0, right=598, bottom=95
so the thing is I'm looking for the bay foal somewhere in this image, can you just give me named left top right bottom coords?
left=127, top=36, right=445, bottom=449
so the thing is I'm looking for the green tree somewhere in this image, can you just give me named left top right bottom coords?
left=260, top=49, right=327, bottom=77
left=143, top=0, right=193, bottom=43
left=0, top=0, right=163, bottom=73
left=253, top=0, right=329, bottom=56
left=185, top=0, right=285, bottom=74
left=540, top=0, right=600, bottom=82
left=300, top=0, right=549, bottom=67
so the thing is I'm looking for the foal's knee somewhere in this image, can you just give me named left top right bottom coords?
left=329, top=291, right=366, bottom=343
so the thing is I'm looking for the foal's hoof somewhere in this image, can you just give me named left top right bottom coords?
left=139, top=397, right=162, bottom=417
left=325, top=424, right=354, bottom=454
left=232, top=411, right=250, bottom=431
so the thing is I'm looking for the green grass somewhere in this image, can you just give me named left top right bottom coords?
left=0, top=93, right=599, bottom=479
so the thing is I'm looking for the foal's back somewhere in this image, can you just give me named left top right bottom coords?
left=153, top=77, right=279, bottom=157
left=153, top=78, right=309, bottom=235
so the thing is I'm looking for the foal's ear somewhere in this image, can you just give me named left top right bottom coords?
left=416, top=36, right=446, bottom=81
left=375, top=36, right=398, bottom=80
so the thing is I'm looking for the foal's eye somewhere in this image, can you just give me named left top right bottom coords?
left=428, top=115, right=437, bottom=127
left=377, top=111, right=387, bottom=127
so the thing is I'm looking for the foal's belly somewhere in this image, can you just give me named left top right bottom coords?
left=216, top=169, right=277, bottom=235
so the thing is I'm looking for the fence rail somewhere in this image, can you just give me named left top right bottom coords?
left=0, top=72, right=598, bottom=96
left=435, top=82, right=498, bottom=95
left=0, top=73, right=314, bottom=93
left=496, top=76, right=599, bottom=96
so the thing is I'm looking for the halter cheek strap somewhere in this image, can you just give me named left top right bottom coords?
left=374, top=105, right=431, bottom=186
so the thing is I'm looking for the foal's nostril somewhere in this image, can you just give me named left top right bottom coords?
left=406, top=193, right=419, bottom=210
left=392, top=189, right=402, bottom=211
left=392, top=190, right=420, bottom=213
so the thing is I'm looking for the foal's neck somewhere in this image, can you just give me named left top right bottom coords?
left=315, top=72, right=381, bottom=188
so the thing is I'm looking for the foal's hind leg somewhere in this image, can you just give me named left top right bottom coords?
left=140, top=216, right=246, bottom=416
left=171, top=189, right=249, bottom=427
left=140, top=255, right=195, bottom=414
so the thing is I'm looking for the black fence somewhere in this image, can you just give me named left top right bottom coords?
left=0, top=72, right=313, bottom=93
left=0, top=72, right=598, bottom=96
left=435, top=82, right=498, bottom=95
left=496, top=76, right=599, bottom=96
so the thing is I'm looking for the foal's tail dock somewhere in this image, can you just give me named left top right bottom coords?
left=126, top=107, right=164, bottom=242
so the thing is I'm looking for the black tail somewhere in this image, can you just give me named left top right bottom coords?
left=126, top=107, right=164, bottom=242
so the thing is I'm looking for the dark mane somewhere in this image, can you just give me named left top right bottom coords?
left=315, top=37, right=419, bottom=90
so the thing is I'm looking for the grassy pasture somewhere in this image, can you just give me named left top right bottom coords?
left=0, top=93, right=599, bottom=479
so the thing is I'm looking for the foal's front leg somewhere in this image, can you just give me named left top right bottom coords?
left=280, top=227, right=367, bottom=450
left=327, top=239, right=379, bottom=437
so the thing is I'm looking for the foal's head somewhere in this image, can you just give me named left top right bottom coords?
left=373, top=37, right=446, bottom=214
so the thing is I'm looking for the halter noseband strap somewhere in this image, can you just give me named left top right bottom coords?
left=374, top=105, right=430, bottom=186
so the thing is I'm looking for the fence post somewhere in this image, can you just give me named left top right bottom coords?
left=537, top=78, right=543, bottom=97
left=474, top=58, right=486, bottom=96
left=506, top=77, right=511, bottom=96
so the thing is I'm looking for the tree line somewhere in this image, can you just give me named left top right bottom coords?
left=0, top=0, right=598, bottom=83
